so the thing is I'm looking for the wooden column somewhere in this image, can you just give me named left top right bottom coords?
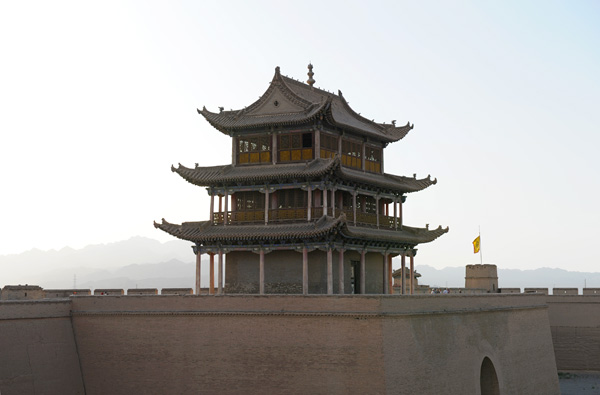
left=331, top=188, right=336, bottom=217
left=302, top=247, right=308, bottom=295
left=210, top=191, right=215, bottom=225
left=224, top=190, right=229, bottom=226
left=394, top=198, right=398, bottom=230
left=399, top=197, right=403, bottom=228
left=401, top=253, right=406, bottom=295
left=217, top=250, right=223, bottom=295
left=259, top=249, right=265, bottom=295
left=323, top=187, right=328, bottom=216
left=361, top=142, right=366, bottom=171
left=315, top=129, right=321, bottom=159
left=383, top=253, right=389, bottom=294
left=264, top=189, right=269, bottom=225
left=209, top=253, right=215, bottom=295
left=388, top=255, right=393, bottom=294
left=410, top=253, right=415, bottom=295
left=327, top=247, right=333, bottom=295
left=376, top=196, right=380, bottom=229
left=219, top=195, right=222, bottom=213
left=360, top=249, right=366, bottom=294
left=307, top=186, right=312, bottom=221
left=232, top=137, right=237, bottom=165
left=353, top=192, right=357, bottom=226
left=272, top=133, right=277, bottom=165
left=338, top=249, right=345, bottom=295
left=195, top=250, right=201, bottom=295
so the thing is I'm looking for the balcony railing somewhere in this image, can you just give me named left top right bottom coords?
left=212, top=208, right=399, bottom=229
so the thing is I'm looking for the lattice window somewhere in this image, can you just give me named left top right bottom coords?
left=278, top=132, right=313, bottom=162
left=234, top=192, right=265, bottom=211
left=320, top=133, right=338, bottom=159
left=237, top=135, right=271, bottom=164
left=277, top=189, right=307, bottom=209
left=365, top=145, right=382, bottom=173
left=342, top=139, right=362, bottom=169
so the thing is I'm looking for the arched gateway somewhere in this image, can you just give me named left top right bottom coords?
left=480, top=357, right=500, bottom=395
left=155, top=65, right=448, bottom=295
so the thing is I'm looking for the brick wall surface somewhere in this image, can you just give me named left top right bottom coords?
left=70, top=294, right=559, bottom=395
left=0, top=300, right=85, bottom=395
left=547, top=295, right=600, bottom=371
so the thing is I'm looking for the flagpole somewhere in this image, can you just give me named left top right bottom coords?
left=479, top=226, right=483, bottom=265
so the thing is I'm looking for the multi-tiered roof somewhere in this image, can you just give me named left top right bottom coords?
left=155, top=65, right=447, bottom=255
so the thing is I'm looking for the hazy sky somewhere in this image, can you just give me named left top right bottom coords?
left=1, top=1, right=599, bottom=272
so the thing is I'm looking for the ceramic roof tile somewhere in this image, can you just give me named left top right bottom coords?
left=198, top=67, right=413, bottom=143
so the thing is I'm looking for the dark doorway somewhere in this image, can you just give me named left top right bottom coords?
left=480, top=357, right=500, bottom=395
left=351, top=260, right=360, bottom=294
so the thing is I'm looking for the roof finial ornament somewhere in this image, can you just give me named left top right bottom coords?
left=307, top=62, right=315, bottom=87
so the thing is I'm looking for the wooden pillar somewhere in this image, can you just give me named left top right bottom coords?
left=307, top=185, right=312, bottom=221
left=232, top=137, right=237, bottom=165
left=338, top=249, right=345, bottom=295
left=315, top=129, right=321, bottom=159
left=376, top=196, right=380, bottom=229
left=272, top=133, right=277, bottom=165
left=394, top=198, right=398, bottom=230
left=360, top=249, right=366, bottom=294
left=383, top=253, right=389, bottom=294
left=388, top=255, right=393, bottom=294
left=331, top=188, right=336, bottom=217
left=259, top=249, right=265, bottom=295
left=219, top=195, right=222, bottom=213
left=410, top=253, right=415, bottom=295
left=327, top=247, right=333, bottom=295
left=399, top=197, right=403, bottom=228
left=217, top=250, right=223, bottom=295
left=224, top=190, right=229, bottom=226
left=361, top=142, right=366, bottom=171
left=323, top=187, right=328, bottom=216
left=209, top=253, right=215, bottom=295
left=195, top=250, right=201, bottom=295
left=210, top=191, right=215, bottom=225
left=353, top=192, right=357, bottom=226
left=401, top=253, right=406, bottom=295
left=264, top=189, right=269, bottom=225
left=302, top=247, right=308, bottom=295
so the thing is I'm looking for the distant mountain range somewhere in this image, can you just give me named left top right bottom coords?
left=1, top=237, right=599, bottom=292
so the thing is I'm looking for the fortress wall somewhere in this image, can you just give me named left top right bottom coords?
left=70, top=294, right=558, bottom=395
left=0, top=300, right=85, bottom=395
left=546, top=295, right=600, bottom=371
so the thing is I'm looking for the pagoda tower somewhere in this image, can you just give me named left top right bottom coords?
left=155, top=65, right=448, bottom=295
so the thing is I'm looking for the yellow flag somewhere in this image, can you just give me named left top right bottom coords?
left=473, top=236, right=480, bottom=254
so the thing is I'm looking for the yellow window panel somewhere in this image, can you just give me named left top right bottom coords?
left=280, top=150, right=290, bottom=162
left=250, top=153, right=260, bottom=163
left=260, top=151, right=271, bottom=162
left=291, top=149, right=302, bottom=161
left=302, top=149, right=312, bottom=160
left=239, top=153, right=249, bottom=164
left=375, top=163, right=381, bottom=173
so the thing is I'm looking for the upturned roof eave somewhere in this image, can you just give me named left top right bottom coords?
left=154, top=216, right=448, bottom=246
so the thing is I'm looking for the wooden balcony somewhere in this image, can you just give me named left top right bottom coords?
left=212, top=208, right=399, bottom=229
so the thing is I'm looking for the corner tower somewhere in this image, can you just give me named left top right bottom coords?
left=155, top=65, right=448, bottom=295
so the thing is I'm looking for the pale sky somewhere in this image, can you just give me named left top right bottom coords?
left=1, top=1, right=599, bottom=272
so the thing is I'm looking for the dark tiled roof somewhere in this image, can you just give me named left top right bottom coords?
left=172, top=156, right=436, bottom=194
left=338, top=166, right=437, bottom=193
left=172, top=157, right=338, bottom=186
left=154, top=215, right=449, bottom=246
left=154, top=216, right=344, bottom=243
left=343, top=225, right=449, bottom=245
left=198, top=67, right=413, bottom=143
